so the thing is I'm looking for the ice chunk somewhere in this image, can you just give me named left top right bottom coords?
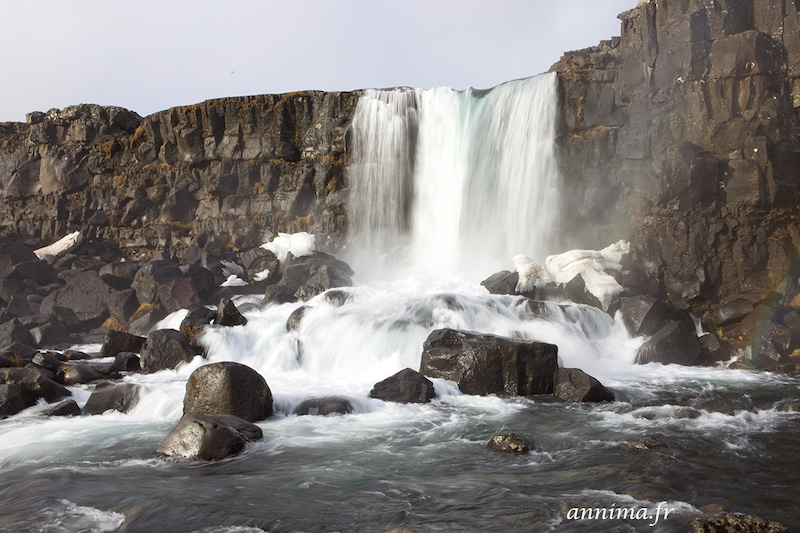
left=34, top=231, right=82, bottom=262
left=262, top=232, right=316, bottom=263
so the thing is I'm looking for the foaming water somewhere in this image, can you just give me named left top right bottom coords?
left=347, top=74, right=560, bottom=278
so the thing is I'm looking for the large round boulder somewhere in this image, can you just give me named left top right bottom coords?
left=139, top=329, right=195, bottom=373
left=183, top=362, right=273, bottom=422
left=157, top=412, right=263, bottom=461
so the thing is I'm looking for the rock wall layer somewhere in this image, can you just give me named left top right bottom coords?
left=0, top=92, right=357, bottom=258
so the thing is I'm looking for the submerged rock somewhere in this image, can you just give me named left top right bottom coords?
left=84, top=382, right=140, bottom=415
left=157, top=412, right=263, bottom=461
left=183, top=362, right=273, bottom=422
left=294, top=396, right=353, bottom=416
left=486, top=433, right=531, bottom=454
left=420, top=329, right=558, bottom=396
left=553, top=368, right=614, bottom=402
left=139, top=329, right=195, bottom=373
left=286, top=305, right=307, bottom=331
left=370, top=368, right=436, bottom=404
left=690, top=513, right=789, bottom=533
left=40, top=399, right=81, bottom=417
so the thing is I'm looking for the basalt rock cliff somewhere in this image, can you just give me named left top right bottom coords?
left=0, top=92, right=357, bottom=257
left=2, top=0, right=800, bottom=318
left=553, top=0, right=800, bottom=315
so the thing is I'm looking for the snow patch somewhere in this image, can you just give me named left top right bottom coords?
left=34, top=231, right=83, bottom=262
left=514, top=240, right=629, bottom=311
left=262, top=232, right=316, bottom=263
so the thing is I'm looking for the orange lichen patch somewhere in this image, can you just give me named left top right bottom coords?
left=103, top=316, right=126, bottom=331
left=288, top=214, right=316, bottom=233
left=128, top=303, right=159, bottom=323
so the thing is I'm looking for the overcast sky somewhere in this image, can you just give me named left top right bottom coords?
left=0, top=0, right=635, bottom=123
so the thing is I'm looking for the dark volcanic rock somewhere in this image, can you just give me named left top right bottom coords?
left=31, top=352, right=63, bottom=373
left=131, top=260, right=184, bottom=306
left=420, top=329, right=558, bottom=396
left=215, top=298, right=248, bottom=327
left=620, top=295, right=669, bottom=337
left=0, top=319, right=36, bottom=348
left=480, top=270, right=519, bottom=295
left=286, top=305, right=307, bottom=331
left=563, top=274, right=603, bottom=310
left=690, top=512, right=789, bottom=533
left=179, top=304, right=215, bottom=346
left=0, top=242, right=40, bottom=280
left=40, top=399, right=81, bottom=417
left=99, top=329, right=146, bottom=359
left=635, top=320, right=703, bottom=366
left=183, top=362, right=273, bottom=422
left=61, top=364, right=103, bottom=385
left=0, top=383, right=27, bottom=418
left=139, top=329, right=195, bottom=373
left=157, top=412, right=263, bottom=461
left=264, top=284, right=298, bottom=305
left=84, top=382, right=140, bottom=415
left=158, top=278, right=200, bottom=313
left=486, top=433, right=531, bottom=454
left=112, top=352, right=141, bottom=372
left=39, top=270, right=117, bottom=327
left=293, top=396, right=353, bottom=416
left=699, top=333, right=735, bottom=364
left=370, top=368, right=436, bottom=404
left=0, top=367, right=70, bottom=404
left=553, top=368, right=614, bottom=402
left=30, top=323, right=71, bottom=348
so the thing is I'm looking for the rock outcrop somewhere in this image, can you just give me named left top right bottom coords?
left=552, top=0, right=800, bottom=322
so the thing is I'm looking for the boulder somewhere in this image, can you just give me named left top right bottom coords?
left=369, top=368, right=436, bottom=404
left=241, top=247, right=280, bottom=285
left=420, top=329, right=558, bottom=396
left=183, top=362, right=273, bottom=422
left=139, top=329, right=195, bottom=373
left=106, top=289, right=139, bottom=323
left=634, top=320, right=703, bottom=365
left=264, top=284, right=298, bottom=305
left=563, top=274, right=603, bottom=310
left=0, top=383, right=28, bottom=418
left=179, top=305, right=215, bottom=346
left=486, top=433, right=530, bottom=454
left=0, top=341, right=38, bottom=366
left=39, top=399, right=81, bottom=417
left=131, top=260, right=183, bottom=305
left=112, top=352, right=141, bottom=372
left=0, top=319, right=36, bottom=347
left=690, top=513, right=788, bottom=533
left=699, top=333, right=735, bottom=363
left=60, top=364, right=104, bottom=385
left=83, top=382, right=140, bottom=415
left=0, top=367, right=70, bottom=404
left=31, top=352, right=63, bottom=372
left=620, top=295, right=669, bottom=336
left=712, top=296, right=755, bottom=327
left=99, top=329, right=146, bottom=359
left=38, top=270, right=117, bottom=327
left=158, top=278, right=200, bottom=313
left=480, top=270, right=519, bottom=295
left=553, top=368, right=614, bottom=402
left=157, top=412, right=263, bottom=461
left=29, top=323, right=71, bottom=348
left=293, top=396, right=353, bottom=416
left=215, top=299, right=248, bottom=327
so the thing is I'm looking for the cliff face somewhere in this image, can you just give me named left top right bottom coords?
left=3, top=0, right=799, bottom=315
left=0, top=92, right=357, bottom=257
left=553, top=0, right=800, bottom=312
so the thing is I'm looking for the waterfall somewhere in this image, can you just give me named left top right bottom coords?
left=347, top=73, right=561, bottom=278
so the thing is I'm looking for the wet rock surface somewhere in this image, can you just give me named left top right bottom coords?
left=420, top=329, right=558, bottom=396
left=157, top=412, right=263, bottom=461
left=370, top=368, right=436, bottom=404
left=183, top=362, right=273, bottom=422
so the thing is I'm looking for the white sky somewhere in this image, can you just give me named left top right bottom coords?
left=0, top=0, right=635, bottom=123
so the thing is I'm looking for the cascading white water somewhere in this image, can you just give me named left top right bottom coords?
left=348, top=73, right=561, bottom=278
